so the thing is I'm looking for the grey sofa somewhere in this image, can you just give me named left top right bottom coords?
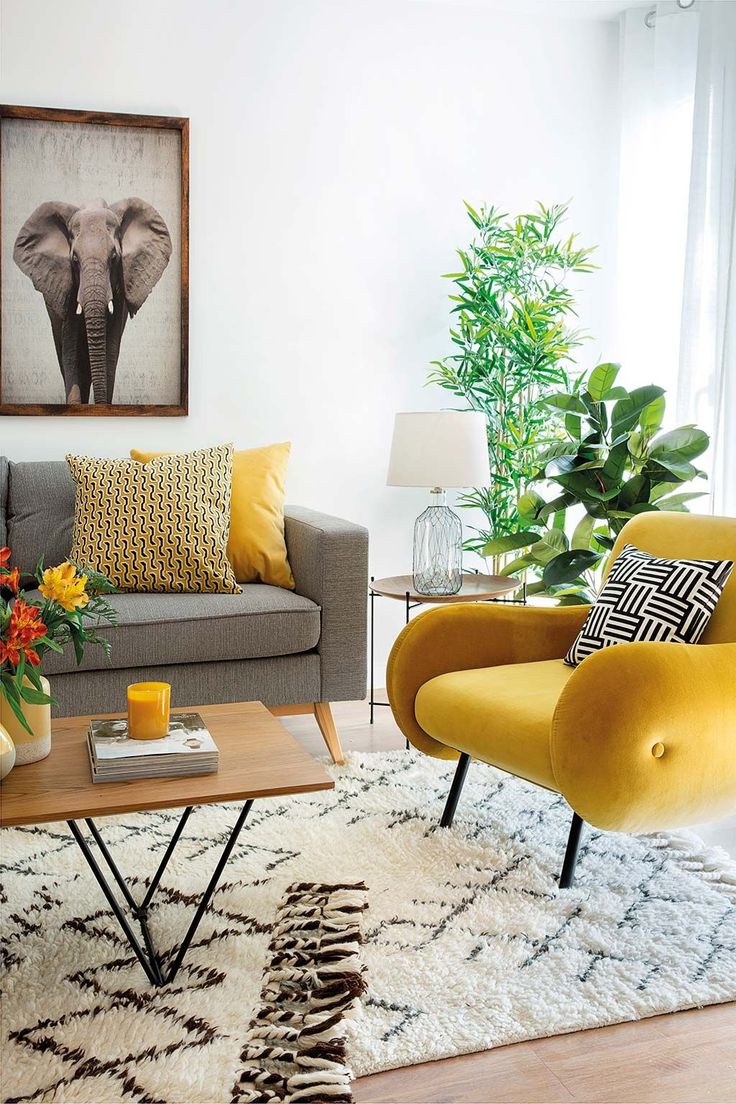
left=0, top=456, right=368, bottom=763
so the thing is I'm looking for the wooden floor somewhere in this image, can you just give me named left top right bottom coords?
left=281, top=699, right=736, bottom=1104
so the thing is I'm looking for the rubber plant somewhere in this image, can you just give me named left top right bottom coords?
left=488, top=362, right=710, bottom=603
left=428, top=201, right=596, bottom=563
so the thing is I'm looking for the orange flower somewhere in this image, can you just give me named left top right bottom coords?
left=0, top=547, right=10, bottom=567
left=1, top=598, right=47, bottom=669
left=2, top=566, right=20, bottom=594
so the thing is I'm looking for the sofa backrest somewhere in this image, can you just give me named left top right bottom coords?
left=2, top=459, right=75, bottom=579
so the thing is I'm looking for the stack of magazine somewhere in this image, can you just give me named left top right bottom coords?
left=88, top=712, right=219, bottom=783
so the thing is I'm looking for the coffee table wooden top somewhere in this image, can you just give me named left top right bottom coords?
left=0, top=701, right=334, bottom=828
left=370, top=573, right=520, bottom=604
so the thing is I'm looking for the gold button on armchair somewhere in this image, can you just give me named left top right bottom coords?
left=386, top=513, right=736, bottom=887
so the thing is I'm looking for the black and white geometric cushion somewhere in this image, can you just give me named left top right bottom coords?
left=564, top=543, right=733, bottom=667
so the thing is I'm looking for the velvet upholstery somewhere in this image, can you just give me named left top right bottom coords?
left=387, top=513, right=736, bottom=833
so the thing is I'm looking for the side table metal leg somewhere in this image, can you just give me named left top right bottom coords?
left=370, top=582, right=375, bottom=725
left=404, top=591, right=411, bottom=748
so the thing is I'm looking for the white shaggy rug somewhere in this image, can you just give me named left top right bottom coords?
left=2, top=749, right=736, bottom=1103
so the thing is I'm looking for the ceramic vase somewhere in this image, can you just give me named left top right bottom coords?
left=0, top=721, right=15, bottom=781
left=0, top=676, right=52, bottom=765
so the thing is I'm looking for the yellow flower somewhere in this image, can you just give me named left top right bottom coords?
left=39, top=562, right=90, bottom=613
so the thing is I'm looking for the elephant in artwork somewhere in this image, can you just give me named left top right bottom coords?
left=13, top=198, right=171, bottom=405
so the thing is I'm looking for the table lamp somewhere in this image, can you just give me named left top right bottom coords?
left=387, top=411, right=491, bottom=595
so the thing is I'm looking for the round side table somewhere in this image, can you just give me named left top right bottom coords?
left=369, top=573, right=524, bottom=724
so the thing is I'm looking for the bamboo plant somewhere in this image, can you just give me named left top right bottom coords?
left=428, top=201, right=596, bottom=563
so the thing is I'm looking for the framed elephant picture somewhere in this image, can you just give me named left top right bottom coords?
left=0, top=105, right=189, bottom=416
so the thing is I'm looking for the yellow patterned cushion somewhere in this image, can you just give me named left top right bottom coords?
left=66, top=446, right=240, bottom=593
left=131, top=442, right=295, bottom=589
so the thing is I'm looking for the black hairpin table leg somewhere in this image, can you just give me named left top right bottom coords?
left=67, top=799, right=253, bottom=988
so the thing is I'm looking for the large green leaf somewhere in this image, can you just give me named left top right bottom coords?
left=571, top=513, right=595, bottom=550
left=542, top=392, right=588, bottom=414
left=639, top=394, right=666, bottom=435
left=655, top=491, right=707, bottom=511
left=537, top=492, right=576, bottom=521
left=645, top=458, right=700, bottom=483
left=649, top=426, right=709, bottom=463
left=609, top=503, right=660, bottom=519
left=481, top=531, right=542, bottom=556
left=611, top=386, right=665, bottom=436
left=517, top=490, right=545, bottom=520
left=545, top=454, right=581, bottom=478
left=543, top=528, right=568, bottom=552
left=602, top=440, right=629, bottom=484
left=500, top=529, right=567, bottom=575
left=542, top=549, right=602, bottom=587
left=587, top=362, right=620, bottom=401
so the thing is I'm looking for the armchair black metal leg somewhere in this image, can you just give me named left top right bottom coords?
left=440, top=753, right=471, bottom=828
left=559, top=811, right=584, bottom=889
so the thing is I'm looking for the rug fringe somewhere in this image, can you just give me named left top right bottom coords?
left=646, top=829, right=736, bottom=902
left=232, top=882, right=368, bottom=1104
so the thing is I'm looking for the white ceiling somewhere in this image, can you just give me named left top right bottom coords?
left=411, top=0, right=653, bottom=21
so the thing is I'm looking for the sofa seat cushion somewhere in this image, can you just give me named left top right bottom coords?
left=414, top=659, right=575, bottom=790
left=31, top=585, right=321, bottom=676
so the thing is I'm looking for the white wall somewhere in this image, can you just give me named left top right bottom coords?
left=0, top=0, right=619, bottom=684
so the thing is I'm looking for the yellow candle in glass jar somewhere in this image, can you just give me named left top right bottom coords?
left=127, top=682, right=171, bottom=740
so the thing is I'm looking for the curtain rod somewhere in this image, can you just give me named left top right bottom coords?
left=645, top=0, right=697, bottom=29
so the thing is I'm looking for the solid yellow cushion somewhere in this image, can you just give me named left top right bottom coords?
left=131, top=442, right=295, bottom=589
left=67, top=446, right=240, bottom=594
left=414, top=659, right=575, bottom=789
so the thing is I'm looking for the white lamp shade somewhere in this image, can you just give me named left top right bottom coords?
left=387, top=411, right=491, bottom=488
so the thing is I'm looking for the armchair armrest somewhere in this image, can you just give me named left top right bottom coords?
left=284, top=506, right=368, bottom=701
left=551, top=641, right=736, bottom=833
left=387, top=603, right=589, bottom=758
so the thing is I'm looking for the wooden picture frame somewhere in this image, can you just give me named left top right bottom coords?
left=0, top=105, right=189, bottom=416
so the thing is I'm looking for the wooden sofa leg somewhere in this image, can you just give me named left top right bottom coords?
left=559, top=812, right=585, bottom=889
left=441, top=752, right=471, bottom=828
left=313, top=702, right=345, bottom=765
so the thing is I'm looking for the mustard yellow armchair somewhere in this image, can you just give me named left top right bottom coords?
left=387, top=513, right=736, bottom=888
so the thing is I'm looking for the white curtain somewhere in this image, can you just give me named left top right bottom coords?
left=616, top=2, right=699, bottom=400
left=677, top=0, right=736, bottom=516
left=617, top=0, right=736, bottom=517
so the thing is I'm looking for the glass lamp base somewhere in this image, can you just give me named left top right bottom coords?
left=412, top=490, right=462, bottom=596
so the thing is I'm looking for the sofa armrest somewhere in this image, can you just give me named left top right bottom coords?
left=551, top=641, right=736, bottom=833
left=387, top=603, right=589, bottom=759
left=284, top=506, right=368, bottom=702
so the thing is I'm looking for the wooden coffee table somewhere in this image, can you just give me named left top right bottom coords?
left=0, top=701, right=334, bottom=988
